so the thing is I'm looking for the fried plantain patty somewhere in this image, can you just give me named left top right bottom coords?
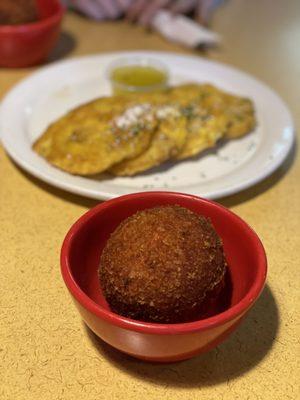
left=110, top=104, right=187, bottom=176
left=33, top=101, right=156, bottom=175
left=33, top=83, right=256, bottom=175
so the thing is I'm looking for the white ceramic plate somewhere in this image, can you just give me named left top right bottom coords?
left=0, top=51, right=294, bottom=200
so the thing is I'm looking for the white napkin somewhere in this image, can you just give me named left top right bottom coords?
left=152, top=10, right=220, bottom=48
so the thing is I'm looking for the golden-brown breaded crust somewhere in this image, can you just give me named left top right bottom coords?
left=99, top=205, right=226, bottom=323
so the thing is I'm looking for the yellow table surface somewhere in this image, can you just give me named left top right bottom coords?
left=1, top=1, right=299, bottom=399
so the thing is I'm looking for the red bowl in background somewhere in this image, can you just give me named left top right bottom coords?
left=0, top=0, right=64, bottom=68
left=61, top=192, right=267, bottom=363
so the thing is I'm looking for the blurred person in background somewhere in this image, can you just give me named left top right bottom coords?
left=65, top=0, right=222, bottom=27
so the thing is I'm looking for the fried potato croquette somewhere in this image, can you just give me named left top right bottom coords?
left=99, top=205, right=226, bottom=323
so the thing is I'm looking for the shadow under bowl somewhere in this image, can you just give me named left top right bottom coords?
left=61, top=191, right=267, bottom=362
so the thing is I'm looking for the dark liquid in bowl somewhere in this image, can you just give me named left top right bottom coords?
left=0, top=0, right=38, bottom=25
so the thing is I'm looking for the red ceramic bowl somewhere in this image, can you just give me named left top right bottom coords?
left=0, top=0, right=64, bottom=68
left=61, top=192, right=267, bottom=362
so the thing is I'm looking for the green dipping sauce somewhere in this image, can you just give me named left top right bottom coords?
left=111, top=65, right=168, bottom=94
